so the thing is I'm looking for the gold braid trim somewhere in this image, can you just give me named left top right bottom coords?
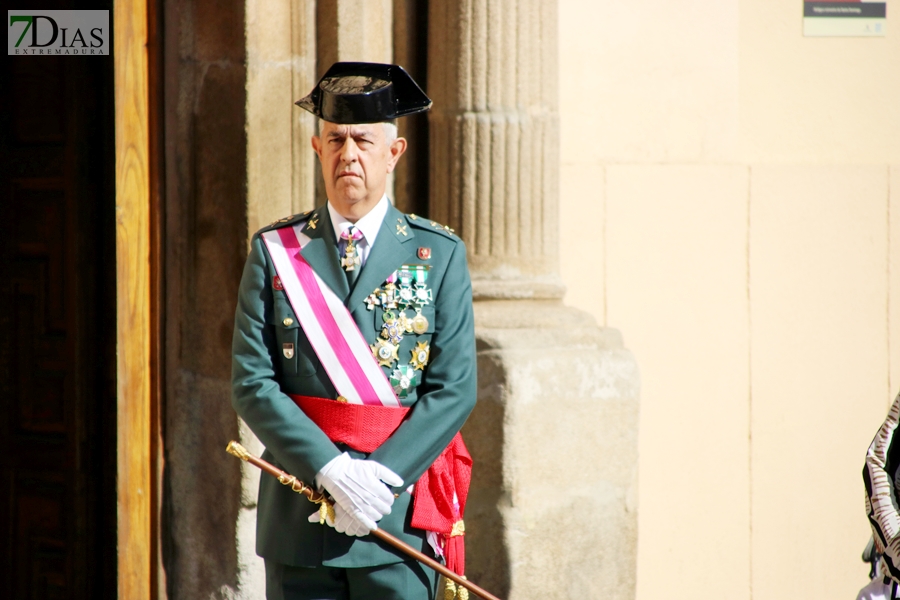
left=276, top=474, right=335, bottom=524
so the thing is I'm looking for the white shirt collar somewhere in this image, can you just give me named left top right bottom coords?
left=327, top=195, right=389, bottom=248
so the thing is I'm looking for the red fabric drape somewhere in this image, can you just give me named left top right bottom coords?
left=290, top=394, right=471, bottom=575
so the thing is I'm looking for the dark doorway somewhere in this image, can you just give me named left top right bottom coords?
left=0, top=6, right=118, bottom=599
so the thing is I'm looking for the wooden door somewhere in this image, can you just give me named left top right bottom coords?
left=0, top=33, right=117, bottom=600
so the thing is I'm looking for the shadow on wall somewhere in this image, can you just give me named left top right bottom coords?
left=160, top=0, right=249, bottom=596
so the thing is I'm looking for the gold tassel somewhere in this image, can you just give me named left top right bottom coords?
left=457, top=576, right=469, bottom=600
left=444, top=579, right=457, bottom=600
left=444, top=576, right=469, bottom=600
left=318, top=501, right=335, bottom=525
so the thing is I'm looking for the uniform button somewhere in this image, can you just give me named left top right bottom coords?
left=283, top=317, right=294, bottom=326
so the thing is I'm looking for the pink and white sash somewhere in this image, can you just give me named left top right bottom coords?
left=261, top=223, right=401, bottom=408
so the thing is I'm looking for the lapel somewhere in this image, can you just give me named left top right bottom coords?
left=299, top=207, right=350, bottom=300
left=347, top=203, right=416, bottom=312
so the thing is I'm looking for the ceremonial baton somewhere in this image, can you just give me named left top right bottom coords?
left=226, top=441, right=501, bottom=600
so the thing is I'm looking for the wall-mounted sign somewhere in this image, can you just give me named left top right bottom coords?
left=803, top=1, right=887, bottom=36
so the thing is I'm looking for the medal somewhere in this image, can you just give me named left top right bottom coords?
left=413, top=284, right=432, bottom=306
left=370, top=339, right=398, bottom=367
left=398, top=311, right=414, bottom=334
left=411, top=309, right=429, bottom=334
left=341, top=248, right=360, bottom=272
left=388, top=266, right=432, bottom=310
left=282, top=343, right=294, bottom=359
left=365, top=289, right=382, bottom=311
left=381, top=281, right=398, bottom=309
left=381, top=317, right=404, bottom=345
left=410, top=341, right=430, bottom=370
left=390, top=365, right=419, bottom=399
left=340, top=226, right=363, bottom=272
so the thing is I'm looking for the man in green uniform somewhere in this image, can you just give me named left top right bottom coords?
left=231, top=62, right=477, bottom=600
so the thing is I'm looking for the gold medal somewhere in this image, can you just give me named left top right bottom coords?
left=412, top=311, right=429, bottom=334
left=410, top=341, right=430, bottom=370
left=398, top=311, right=414, bottom=334
left=370, top=339, right=398, bottom=367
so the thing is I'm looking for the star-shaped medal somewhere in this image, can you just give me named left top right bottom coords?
left=410, top=341, right=430, bottom=370
left=370, top=339, right=398, bottom=367
left=381, top=317, right=404, bottom=345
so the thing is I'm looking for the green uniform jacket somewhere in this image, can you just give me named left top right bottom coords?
left=231, top=203, right=477, bottom=568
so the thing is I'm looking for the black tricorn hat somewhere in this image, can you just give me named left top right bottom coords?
left=295, top=62, right=432, bottom=124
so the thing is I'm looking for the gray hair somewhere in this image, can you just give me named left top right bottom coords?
left=318, top=119, right=397, bottom=144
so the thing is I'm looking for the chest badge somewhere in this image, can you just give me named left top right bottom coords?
left=273, top=276, right=284, bottom=290
left=417, top=247, right=431, bottom=260
left=410, top=341, right=430, bottom=370
left=370, top=339, right=399, bottom=367
left=282, top=343, right=294, bottom=359
left=390, top=365, right=420, bottom=399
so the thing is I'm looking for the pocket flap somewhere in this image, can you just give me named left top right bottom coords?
left=271, top=298, right=300, bottom=330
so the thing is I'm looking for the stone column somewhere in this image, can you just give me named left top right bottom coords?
left=246, top=0, right=317, bottom=235
left=429, top=0, right=562, bottom=300
left=316, top=0, right=393, bottom=70
left=428, top=2, right=640, bottom=598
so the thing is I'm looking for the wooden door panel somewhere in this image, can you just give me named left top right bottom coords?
left=6, top=182, right=70, bottom=438
left=9, top=57, right=66, bottom=145
left=12, top=473, right=68, bottom=600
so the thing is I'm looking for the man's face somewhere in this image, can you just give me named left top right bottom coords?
left=311, top=121, right=407, bottom=220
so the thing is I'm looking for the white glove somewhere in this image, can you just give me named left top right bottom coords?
left=307, top=502, right=370, bottom=537
left=315, top=453, right=403, bottom=531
